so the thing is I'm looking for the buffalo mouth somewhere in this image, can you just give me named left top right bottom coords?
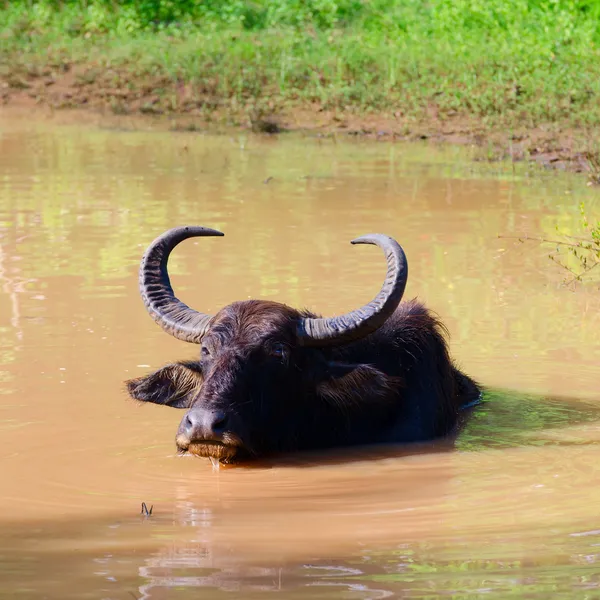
left=176, top=434, right=240, bottom=463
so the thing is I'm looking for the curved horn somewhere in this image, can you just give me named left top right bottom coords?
left=139, top=226, right=224, bottom=343
left=298, top=234, right=408, bottom=347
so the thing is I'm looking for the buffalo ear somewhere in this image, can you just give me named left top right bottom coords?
left=317, top=361, right=403, bottom=410
left=125, top=361, right=203, bottom=409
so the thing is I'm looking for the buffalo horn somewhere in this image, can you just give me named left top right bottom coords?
left=298, top=234, right=408, bottom=346
left=139, top=226, right=223, bottom=343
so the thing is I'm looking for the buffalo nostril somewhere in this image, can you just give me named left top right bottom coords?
left=181, top=409, right=228, bottom=441
left=183, top=413, right=197, bottom=436
left=209, top=411, right=228, bottom=435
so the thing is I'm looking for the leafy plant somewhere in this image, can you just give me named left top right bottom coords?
left=550, top=202, right=600, bottom=282
left=501, top=202, right=600, bottom=284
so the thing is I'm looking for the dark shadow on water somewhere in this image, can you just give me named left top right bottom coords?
left=457, top=388, right=600, bottom=451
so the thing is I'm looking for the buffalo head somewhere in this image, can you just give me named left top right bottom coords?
left=126, top=226, right=409, bottom=463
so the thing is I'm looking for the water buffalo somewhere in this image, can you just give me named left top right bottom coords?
left=126, top=226, right=480, bottom=463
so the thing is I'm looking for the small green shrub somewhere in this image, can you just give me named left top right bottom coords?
left=548, top=202, right=600, bottom=283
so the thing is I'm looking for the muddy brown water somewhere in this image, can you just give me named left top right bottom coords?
left=0, top=112, right=599, bottom=599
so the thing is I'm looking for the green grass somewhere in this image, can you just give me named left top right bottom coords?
left=3, top=0, right=600, bottom=126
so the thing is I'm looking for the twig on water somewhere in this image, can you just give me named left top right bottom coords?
left=498, top=234, right=585, bottom=249
left=498, top=227, right=600, bottom=284
left=561, top=260, right=600, bottom=286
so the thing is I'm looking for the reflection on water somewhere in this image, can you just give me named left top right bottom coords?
left=458, top=391, right=600, bottom=450
left=0, top=111, right=599, bottom=599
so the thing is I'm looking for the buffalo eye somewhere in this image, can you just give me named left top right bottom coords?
left=269, top=343, right=288, bottom=361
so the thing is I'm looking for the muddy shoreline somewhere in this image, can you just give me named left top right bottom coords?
left=1, top=64, right=596, bottom=179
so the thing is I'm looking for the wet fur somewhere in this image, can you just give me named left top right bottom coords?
left=127, top=299, right=480, bottom=459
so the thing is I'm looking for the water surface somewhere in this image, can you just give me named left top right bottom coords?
left=0, top=112, right=599, bottom=599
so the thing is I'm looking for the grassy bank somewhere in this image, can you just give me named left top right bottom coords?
left=3, top=1, right=600, bottom=169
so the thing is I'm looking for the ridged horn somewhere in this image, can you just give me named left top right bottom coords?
left=298, top=234, right=408, bottom=347
left=139, top=226, right=224, bottom=343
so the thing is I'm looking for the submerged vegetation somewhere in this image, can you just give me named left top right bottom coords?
left=3, top=0, right=600, bottom=131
